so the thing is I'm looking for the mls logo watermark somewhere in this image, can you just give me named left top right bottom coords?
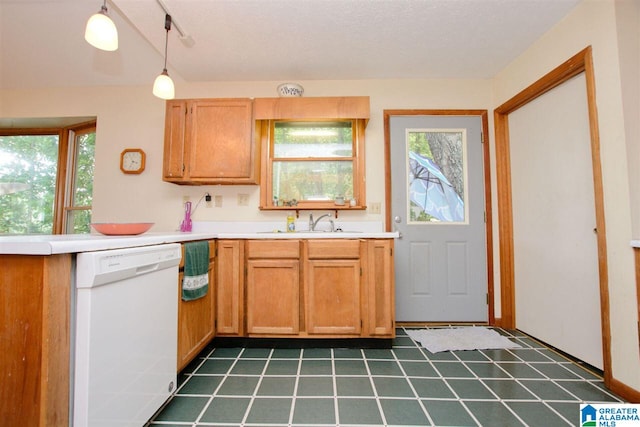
left=581, top=404, right=640, bottom=426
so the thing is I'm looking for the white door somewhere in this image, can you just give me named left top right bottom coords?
left=509, top=73, right=603, bottom=369
left=390, top=115, right=487, bottom=321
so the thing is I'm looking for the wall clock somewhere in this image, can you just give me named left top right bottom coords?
left=120, top=148, right=146, bottom=174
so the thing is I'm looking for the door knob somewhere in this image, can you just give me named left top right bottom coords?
left=393, top=216, right=403, bottom=239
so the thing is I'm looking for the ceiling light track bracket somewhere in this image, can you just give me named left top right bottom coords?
left=155, top=0, right=195, bottom=47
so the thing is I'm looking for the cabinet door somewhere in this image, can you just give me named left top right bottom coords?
left=163, top=100, right=188, bottom=179
left=177, top=241, right=216, bottom=371
left=306, top=259, right=361, bottom=335
left=189, top=99, right=256, bottom=182
left=216, top=240, right=244, bottom=335
left=365, top=240, right=395, bottom=336
left=246, top=259, right=299, bottom=335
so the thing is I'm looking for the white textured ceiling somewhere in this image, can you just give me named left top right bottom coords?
left=0, top=0, right=580, bottom=90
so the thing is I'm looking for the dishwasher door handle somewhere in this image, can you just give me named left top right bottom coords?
left=136, top=263, right=160, bottom=275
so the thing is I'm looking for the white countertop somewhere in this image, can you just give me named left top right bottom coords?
left=0, top=221, right=398, bottom=255
left=0, top=232, right=217, bottom=255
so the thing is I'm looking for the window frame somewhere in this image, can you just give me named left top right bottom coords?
left=258, top=118, right=367, bottom=212
left=0, top=120, right=96, bottom=234
left=61, top=122, right=96, bottom=234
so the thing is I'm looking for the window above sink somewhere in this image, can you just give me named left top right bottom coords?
left=256, top=97, right=369, bottom=213
left=259, top=119, right=366, bottom=212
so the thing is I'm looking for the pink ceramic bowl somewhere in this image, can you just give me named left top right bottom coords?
left=91, top=222, right=154, bottom=236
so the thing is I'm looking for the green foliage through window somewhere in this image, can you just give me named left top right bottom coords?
left=0, top=122, right=96, bottom=234
left=0, top=134, right=59, bottom=234
left=272, top=121, right=355, bottom=204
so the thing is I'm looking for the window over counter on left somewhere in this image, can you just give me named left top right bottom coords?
left=0, top=118, right=96, bottom=234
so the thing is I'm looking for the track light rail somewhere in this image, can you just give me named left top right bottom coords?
left=155, top=0, right=195, bottom=47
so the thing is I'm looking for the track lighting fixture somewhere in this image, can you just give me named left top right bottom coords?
left=85, top=0, right=118, bottom=51
left=153, top=14, right=175, bottom=100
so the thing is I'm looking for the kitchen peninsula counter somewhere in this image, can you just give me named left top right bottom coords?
left=0, top=231, right=216, bottom=255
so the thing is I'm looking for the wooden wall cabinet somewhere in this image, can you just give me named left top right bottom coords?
left=177, top=241, right=216, bottom=371
left=163, top=98, right=259, bottom=184
left=216, top=240, right=245, bottom=335
left=246, top=240, right=300, bottom=335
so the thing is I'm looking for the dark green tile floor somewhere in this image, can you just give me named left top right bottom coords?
left=145, top=327, right=624, bottom=426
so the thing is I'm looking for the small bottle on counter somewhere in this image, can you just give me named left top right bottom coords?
left=286, top=212, right=296, bottom=232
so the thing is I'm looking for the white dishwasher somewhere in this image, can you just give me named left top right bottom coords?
left=74, top=243, right=182, bottom=427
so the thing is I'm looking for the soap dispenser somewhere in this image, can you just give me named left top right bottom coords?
left=286, top=212, right=296, bottom=232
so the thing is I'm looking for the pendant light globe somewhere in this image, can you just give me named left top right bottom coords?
left=85, top=4, right=118, bottom=51
left=153, top=69, right=175, bottom=100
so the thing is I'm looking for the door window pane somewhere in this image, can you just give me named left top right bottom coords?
left=0, top=134, right=59, bottom=234
left=407, top=129, right=467, bottom=223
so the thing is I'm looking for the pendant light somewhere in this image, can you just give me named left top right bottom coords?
left=153, top=14, right=175, bottom=100
left=85, top=0, right=118, bottom=51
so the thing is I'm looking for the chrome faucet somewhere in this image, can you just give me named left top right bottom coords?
left=309, top=213, right=334, bottom=232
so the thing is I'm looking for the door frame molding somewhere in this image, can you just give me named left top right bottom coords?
left=383, top=110, right=494, bottom=324
left=494, top=46, right=611, bottom=384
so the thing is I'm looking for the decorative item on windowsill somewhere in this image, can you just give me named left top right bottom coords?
left=277, top=83, right=304, bottom=97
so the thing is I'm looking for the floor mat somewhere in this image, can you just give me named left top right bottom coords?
left=406, top=326, right=522, bottom=353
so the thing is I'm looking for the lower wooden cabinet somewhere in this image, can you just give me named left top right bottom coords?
left=216, top=240, right=245, bottom=336
left=364, top=239, right=395, bottom=336
left=222, top=238, right=395, bottom=339
left=176, top=238, right=395, bottom=369
left=246, top=240, right=300, bottom=335
left=305, top=259, right=362, bottom=335
left=305, top=240, right=362, bottom=335
left=177, top=241, right=216, bottom=371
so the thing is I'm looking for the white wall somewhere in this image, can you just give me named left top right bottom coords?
left=493, top=0, right=639, bottom=390
left=0, top=79, right=492, bottom=231
left=615, top=0, right=640, bottom=239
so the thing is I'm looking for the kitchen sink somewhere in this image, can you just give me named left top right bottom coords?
left=257, top=229, right=362, bottom=234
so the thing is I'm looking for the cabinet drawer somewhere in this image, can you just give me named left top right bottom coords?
left=246, top=240, right=300, bottom=259
left=306, top=239, right=360, bottom=259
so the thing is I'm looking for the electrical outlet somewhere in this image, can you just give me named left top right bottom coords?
left=237, top=193, right=249, bottom=206
left=206, top=199, right=213, bottom=208
left=182, top=195, right=190, bottom=203
left=214, top=195, right=223, bottom=207
left=370, top=202, right=381, bottom=214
